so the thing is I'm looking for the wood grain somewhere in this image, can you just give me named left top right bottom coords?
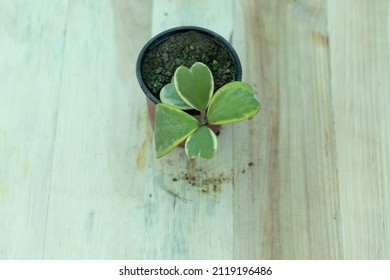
left=232, top=0, right=340, bottom=259
left=328, top=0, right=390, bottom=259
left=0, top=0, right=389, bottom=259
left=40, top=0, right=154, bottom=259
left=0, top=0, right=71, bottom=259
left=152, top=0, right=233, bottom=40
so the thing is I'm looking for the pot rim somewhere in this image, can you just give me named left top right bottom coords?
left=136, top=26, right=242, bottom=105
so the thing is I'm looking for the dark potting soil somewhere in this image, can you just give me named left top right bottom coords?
left=141, top=31, right=237, bottom=99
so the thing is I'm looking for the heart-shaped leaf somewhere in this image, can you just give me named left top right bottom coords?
left=160, top=82, right=193, bottom=110
left=207, top=81, right=260, bottom=125
left=185, top=126, right=217, bottom=160
left=174, top=62, right=214, bottom=111
left=155, top=103, right=199, bottom=158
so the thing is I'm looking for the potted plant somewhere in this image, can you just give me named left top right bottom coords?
left=136, top=26, right=242, bottom=126
left=155, top=61, right=260, bottom=159
left=136, top=26, right=260, bottom=160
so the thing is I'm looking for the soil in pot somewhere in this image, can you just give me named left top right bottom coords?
left=141, top=31, right=237, bottom=100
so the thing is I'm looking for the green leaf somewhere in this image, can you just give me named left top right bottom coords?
left=207, top=81, right=260, bottom=125
left=160, top=82, right=193, bottom=110
left=174, top=62, right=214, bottom=111
left=155, top=104, right=199, bottom=158
left=185, top=126, right=217, bottom=160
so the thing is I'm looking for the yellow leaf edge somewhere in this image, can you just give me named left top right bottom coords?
left=174, top=62, right=214, bottom=111
left=207, top=81, right=261, bottom=125
left=184, top=126, right=218, bottom=160
left=155, top=104, right=199, bottom=159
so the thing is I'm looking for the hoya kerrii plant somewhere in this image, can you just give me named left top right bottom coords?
left=155, top=62, right=260, bottom=160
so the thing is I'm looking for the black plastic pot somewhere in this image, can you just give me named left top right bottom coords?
left=136, top=26, right=242, bottom=131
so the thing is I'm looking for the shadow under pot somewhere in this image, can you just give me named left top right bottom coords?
left=136, top=26, right=242, bottom=140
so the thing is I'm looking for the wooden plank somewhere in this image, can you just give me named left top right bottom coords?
left=152, top=0, right=233, bottom=39
left=2, top=0, right=389, bottom=260
left=233, top=0, right=341, bottom=259
left=40, top=0, right=153, bottom=258
left=328, top=0, right=390, bottom=259
left=0, top=0, right=70, bottom=259
left=141, top=0, right=235, bottom=259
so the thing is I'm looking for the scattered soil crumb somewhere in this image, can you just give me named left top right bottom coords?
left=170, top=170, right=231, bottom=194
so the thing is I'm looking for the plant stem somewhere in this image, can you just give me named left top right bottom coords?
left=200, top=110, right=208, bottom=126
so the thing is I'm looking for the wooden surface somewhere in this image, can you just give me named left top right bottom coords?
left=0, top=0, right=389, bottom=259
